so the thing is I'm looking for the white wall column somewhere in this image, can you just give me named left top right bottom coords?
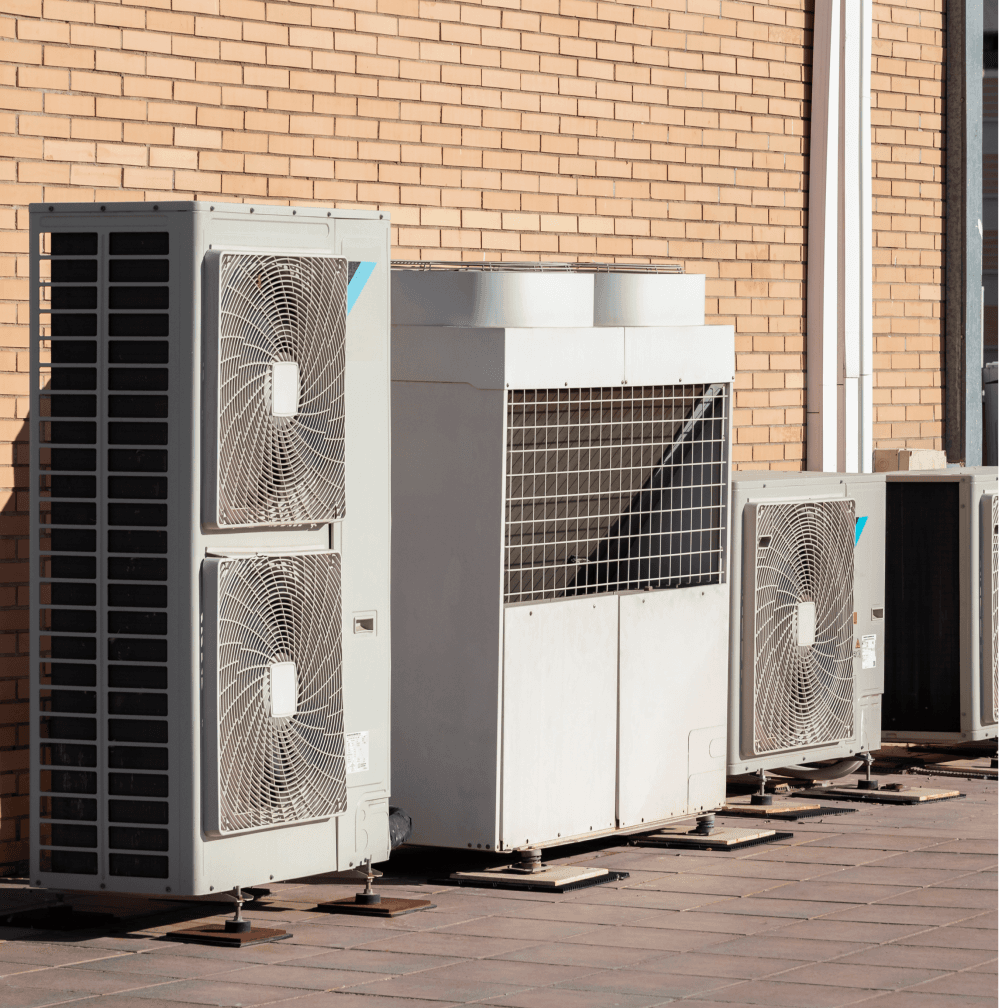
left=807, top=0, right=873, bottom=473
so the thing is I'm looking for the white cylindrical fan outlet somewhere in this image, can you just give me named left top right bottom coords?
left=593, top=273, right=706, bottom=327
left=392, top=270, right=594, bottom=327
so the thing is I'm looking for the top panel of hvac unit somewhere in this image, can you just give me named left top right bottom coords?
left=391, top=261, right=705, bottom=329
left=32, top=202, right=386, bottom=221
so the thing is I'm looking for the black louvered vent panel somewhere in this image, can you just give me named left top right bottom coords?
left=37, top=230, right=170, bottom=881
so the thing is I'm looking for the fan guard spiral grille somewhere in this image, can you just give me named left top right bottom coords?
left=750, top=500, right=856, bottom=756
left=216, top=253, right=347, bottom=526
left=212, top=553, right=346, bottom=833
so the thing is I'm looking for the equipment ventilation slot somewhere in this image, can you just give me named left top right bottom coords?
left=209, top=553, right=347, bottom=833
left=213, top=253, right=347, bottom=526
left=36, top=230, right=170, bottom=880
left=503, top=384, right=728, bottom=604
left=750, top=499, right=856, bottom=756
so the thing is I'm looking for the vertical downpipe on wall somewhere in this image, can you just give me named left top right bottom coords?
left=808, top=0, right=873, bottom=473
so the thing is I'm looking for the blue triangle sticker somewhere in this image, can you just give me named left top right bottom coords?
left=855, top=516, right=868, bottom=545
left=347, top=261, right=376, bottom=313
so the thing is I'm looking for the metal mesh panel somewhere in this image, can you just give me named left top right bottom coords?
left=750, top=500, right=856, bottom=756
left=216, top=253, right=347, bottom=526
left=213, top=553, right=346, bottom=833
left=504, top=385, right=728, bottom=604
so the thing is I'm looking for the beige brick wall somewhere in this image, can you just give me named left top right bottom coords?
left=0, top=0, right=945, bottom=874
left=870, top=0, right=944, bottom=450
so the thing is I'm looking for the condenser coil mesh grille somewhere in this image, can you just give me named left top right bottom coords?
left=991, top=494, right=998, bottom=725
left=213, top=553, right=346, bottom=833
left=504, top=385, right=728, bottom=604
left=750, top=500, right=856, bottom=756
left=216, top=253, right=346, bottom=526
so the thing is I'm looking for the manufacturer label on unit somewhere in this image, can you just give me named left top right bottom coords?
left=345, top=731, right=369, bottom=774
left=861, top=634, right=877, bottom=669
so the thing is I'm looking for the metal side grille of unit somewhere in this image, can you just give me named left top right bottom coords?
left=208, top=553, right=346, bottom=833
left=750, top=499, right=856, bottom=756
left=215, top=253, right=346, bottom=526
left=988, top=494, right=998, bottom=725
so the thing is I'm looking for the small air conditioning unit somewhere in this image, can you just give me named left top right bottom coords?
left=30, top=202, right=391, bottom=895
left=882, top=467, right=998, bottom=743
left=727, top=472, right=886, bottom=776
left=390, top=263, right=735, bottom=853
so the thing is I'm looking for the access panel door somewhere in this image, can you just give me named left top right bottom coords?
left=618, top=584, right=728, bottom=827
left=500, top=595, right=618, bottom=848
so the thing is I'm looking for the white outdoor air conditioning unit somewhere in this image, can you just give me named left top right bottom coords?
left=30, top=202, right=391, bottom=895
left=390, top=263, right=735, bottom=853
left=882, top=467, right=998, bottom=743
left=727, top=471, right=886, bottom=776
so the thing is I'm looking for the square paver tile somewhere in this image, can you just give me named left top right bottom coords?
left=687, top=935, right=869, bottom=960
left=0, top=969, right=169, bottom=995
left=433, top=917, right=600, bottom=941
left=411, top=959, right=601, bottom=986
left=837, top=946, right=997, bottom=971
left=697, top=899, right=866, bottom=920
left=749, top=882, right=918, bottom=904
left=487, top=943, right=663, bottom=969
left=339, top=974, right=532, bottom=1002
left=198, top=965, right=389, bottom=990
left=909, top=974, right=999, bottom=997
left=349, top=931, right=540, bottom=958
left=849, top=993, right=997, bottom=1008
left=554, top=970, right=737, bottom=998
left=120, top=979, right=310, bottom=1005
left=819, top=907, right=987, bottom=927
left=893, top=928, right=998, bottom=951
left=628, top=911, right=783, bottom=935
left=0, top=990, right=108, bottom=1008
left=770, top=962, right=948, bottom=989
left=286, top=950, right=464, bottom=974
left=685, top=978, right=876, bottom=1006
left=557, top=925, right=733, bottom=952
left=626, top=952, right=809, bottom=979
left=762, top=920, right=935, bottom=943
left=478, top=989, right=671, bottom=1007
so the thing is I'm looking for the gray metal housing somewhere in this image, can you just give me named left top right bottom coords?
left=727, top=471, right=886, bottom=775
left=30, top=202, right=391, bottom=895
left=882, top=467, right=998, bottom=742
left=391, top=270, right=735, bottom=852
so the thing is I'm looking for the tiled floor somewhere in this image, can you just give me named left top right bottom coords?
left=0, top=769, right=994, bottom=1008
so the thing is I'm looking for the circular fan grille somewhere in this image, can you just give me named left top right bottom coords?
left=217, top=253, right=347, bottom=526
left=215, top=553, right=345, bottom=833
left=751, top=500, right=856, bottom=756
left=991, top=494, right=998, bottom=724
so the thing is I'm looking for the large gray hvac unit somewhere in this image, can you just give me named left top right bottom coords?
left=727, top=471, right=886, bottom=776
left=30, top=202, right=391, bottom=895
left=391, top=263, right=734, bottom=852
left=882, top=467, right=998, bottom=743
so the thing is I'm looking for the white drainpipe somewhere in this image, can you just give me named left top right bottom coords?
left=807, top=0, right=873, bottom=473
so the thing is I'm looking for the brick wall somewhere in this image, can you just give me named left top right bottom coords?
left=0, top=0, right=946, bottom=875
left=870, top=0, right=945, bottom=451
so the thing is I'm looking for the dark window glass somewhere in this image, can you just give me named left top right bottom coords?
left=51, top=314, right=97, bottom=337
left=107, top=638, right=167, bottom=662
left=49, top=449, right=96, bottom=472
left=48, top=502, right=96, bottom=525
left=40, top=743, right=97, bottom=767
left=108, top=423, right=167, bottom=445
left=109, top=260, right=169, bottom=282
left=52, top=288, right=97, bottom=310
left=108, top=504, right=167, bottom=528
left=49, top=637, right=96, bottom=660
left=108, top=449, right=167, bottom=472
left=108, top=666, right=166, bottom=689
left=108, top=826, right=168, bottom=851
left=51, top=233, right=98, bottom=256
left=51, top=261, right=97, bottom=282
left=108, top=584, right=167, bottom=608
left=48, top=423, right=97, bottom=445
left=51, top=341, right=97, bottom=364
left=48, top=583, right=96, bottom=606
left=47, top=555, right=96, bottom=579
left=109, top=747, right=168, bottom=771
left=107, top=611, right=167, bottom=636
left=48, top=476, right=96, bottom=498
left=107, top=557, right=167, bottom=581
left=108, top=396, right=168, bottom=418
left=41, top=849, right=98, bottom=874
left=107, top=530, right=166, bottom=554
left=49, top=368, right=97, bottom=390
left=41, top=796, right=97, bottom=820
left=46, top=610, right=96, bottom=634
left=39, top=716, right=96, bottom=740
left=108, top=288, right=169, bottom=310
left=109, top=233, right=169, bottom=256
left=110, top=341, right=168, bottom=364
left=48, top=395, right=96, bottom=418
left=108, top=314, right=168, bottom=338
left=108, top=692, right=167, bottom=716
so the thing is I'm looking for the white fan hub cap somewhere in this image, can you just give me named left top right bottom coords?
left=268, top=661, right=298, bottom=718
left=270, top=361, right=300, bottom=416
